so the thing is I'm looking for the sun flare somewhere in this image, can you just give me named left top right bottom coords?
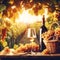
left=15, top=9, right=43, bottom=24
left=15, top=7, right=48, bottom=24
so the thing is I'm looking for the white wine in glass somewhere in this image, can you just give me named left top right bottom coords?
left=27, top=28, right=37, bottom=53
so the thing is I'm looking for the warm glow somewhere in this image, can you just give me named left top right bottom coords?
left=30, top=38, right=34, bottom=42
left=4, top=3, right=49, bottom=24
left=30, top=0, right=33, bottom=2
left=5, top=17, right=10, bottom=21
left=15, top=9, right=43, bottom=24
left=9, top=0, right=14, bottom=4
left=43, top=8, right=49, bottom=20
left=11, top=5, right=16, bottom=9
left=14, top=4, right=49, bottom=24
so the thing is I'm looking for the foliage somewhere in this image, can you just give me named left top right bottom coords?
left=1, top=40, right=7, bottom=47
left=0, top=4, right=6, bottom=12
left=0, top=41, right=4, bottom=51
left=10, top=23, right=27, bottom=39
left=30, top=22, right=42, bottom=33
left=45, top=13, right=58, bottom=30
left=0, top=0, right=60, bottom=50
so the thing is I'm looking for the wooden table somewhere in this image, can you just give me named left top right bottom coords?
left=0, top=52, right=60, bottom=60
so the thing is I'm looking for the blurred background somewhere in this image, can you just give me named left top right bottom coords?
left=0, top=0, right=60, bottom=49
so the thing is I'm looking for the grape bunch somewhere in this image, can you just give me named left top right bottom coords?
left=42, top=30, right=55, bottom=40
left=55, top=27, right=60, bottom=40
left=42, top=27, right=60, bottom=41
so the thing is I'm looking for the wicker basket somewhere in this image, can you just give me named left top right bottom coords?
left=43, top=40, right=60, bottom=53
left=43, top=22, right=60, bottom=53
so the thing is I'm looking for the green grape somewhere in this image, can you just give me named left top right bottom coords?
left=2, top=40, right=7, bottom=47
left=14, top=44, right=19, bottom=50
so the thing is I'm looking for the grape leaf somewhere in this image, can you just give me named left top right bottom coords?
left=0, top=4, right=6, bottom=12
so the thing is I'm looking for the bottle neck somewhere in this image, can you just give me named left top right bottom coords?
left=42, top=15, right=45, bottom=26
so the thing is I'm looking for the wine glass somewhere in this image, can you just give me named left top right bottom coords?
left=27, top=28, right=36, bottom=54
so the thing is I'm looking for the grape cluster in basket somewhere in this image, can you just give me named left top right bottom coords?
left=42, top=27, right=60, bottom=41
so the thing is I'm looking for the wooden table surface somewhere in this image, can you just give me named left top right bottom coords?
left=0, top=52, right=60, bottom=57
left=0, top=52, right=60, bottom=60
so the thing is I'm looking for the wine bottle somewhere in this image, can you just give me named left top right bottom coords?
left=41, top=15, right=47, bottom=33
left=40, top=15, right=48, bottom=51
